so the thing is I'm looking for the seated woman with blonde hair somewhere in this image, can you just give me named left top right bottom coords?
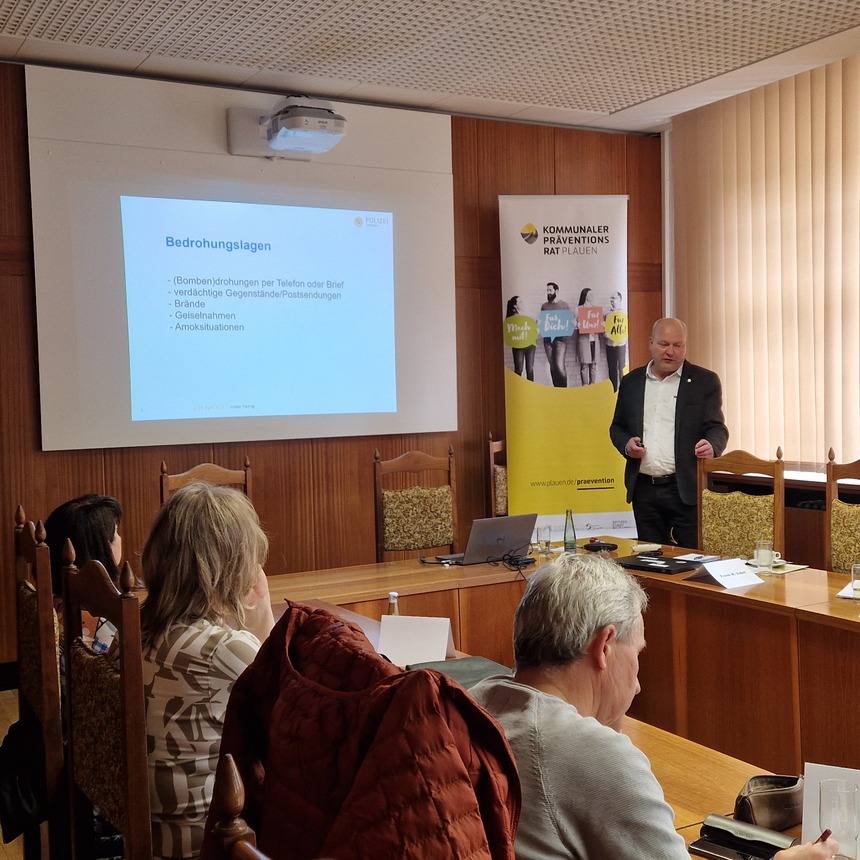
left=141, top=482, right=274, bottom=860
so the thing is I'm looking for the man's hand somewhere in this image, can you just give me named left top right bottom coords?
left=625, top=437, right=646, bottom=459
left=694, top=439, right=715, bottom=459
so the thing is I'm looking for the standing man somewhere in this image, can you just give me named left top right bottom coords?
left=540, top=281, right=570, bottom=387
left=609, top=317, right=728, bottom=548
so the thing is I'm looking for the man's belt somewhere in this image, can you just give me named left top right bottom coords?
left=639, top=473, right=676, bottom=485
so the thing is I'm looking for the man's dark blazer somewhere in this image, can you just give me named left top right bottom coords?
left=609, top=360, right=729, bottom=506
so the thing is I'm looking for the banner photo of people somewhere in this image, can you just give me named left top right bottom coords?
left=498, top=195, right=635, bottom=542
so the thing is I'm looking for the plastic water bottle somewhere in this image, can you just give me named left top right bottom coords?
left=564, top=509, right=577, bottom=552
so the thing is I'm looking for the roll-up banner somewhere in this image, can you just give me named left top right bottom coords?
left=499, top=195, right=635, bottom=541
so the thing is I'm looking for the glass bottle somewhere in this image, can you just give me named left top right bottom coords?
left=386, top=591, right=400, bottom=615
left=564, top=509, right=577, bottom=552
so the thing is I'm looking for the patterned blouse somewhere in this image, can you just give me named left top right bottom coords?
left=143, top=619, right=261, bottom=859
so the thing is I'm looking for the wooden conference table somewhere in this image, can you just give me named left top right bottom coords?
left=267, top=538, right=860, bottom=776
left=623, top=716, right=765, bottom=850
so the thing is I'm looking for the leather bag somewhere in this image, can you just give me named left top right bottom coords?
left=734, top=774, right=804, bottom=831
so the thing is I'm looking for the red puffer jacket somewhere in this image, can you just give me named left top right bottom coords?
left=203, top=601, right=520, bottom=860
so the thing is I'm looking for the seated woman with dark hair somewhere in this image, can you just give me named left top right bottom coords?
left=140, top=482, right=274, bottom=860
left=45, top=494, right=123, bottom=592
left=45, top=493, right=124, bottom=652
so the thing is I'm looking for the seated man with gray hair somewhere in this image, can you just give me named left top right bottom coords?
left=471, top=553, right=837, bottom=860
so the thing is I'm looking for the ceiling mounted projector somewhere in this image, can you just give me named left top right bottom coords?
left=265, top=96, right=346, bottom=154
left=226, top=96, right=347, bottom=160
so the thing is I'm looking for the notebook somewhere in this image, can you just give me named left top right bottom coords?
left=436, top=513, right=537, bottom=565
left=616, top=554, right=705, bottom=575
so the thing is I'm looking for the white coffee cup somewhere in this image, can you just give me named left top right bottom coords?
left=754, top=540, right=781, bottom=569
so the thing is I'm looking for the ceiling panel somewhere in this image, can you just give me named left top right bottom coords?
left=2, top=0, right=860, bottom=130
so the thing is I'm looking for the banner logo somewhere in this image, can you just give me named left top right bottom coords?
left=520, top=223, right=539, bottom=244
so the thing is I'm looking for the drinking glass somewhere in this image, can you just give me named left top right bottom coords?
left=754, top=539, right=781, bottom=572
left=539, top=526, right=553, bottom=556
left=852, top=564, right=860, bottom=601
left=820, top=779, right=860, bottom=859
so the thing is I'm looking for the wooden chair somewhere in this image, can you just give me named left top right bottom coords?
left=698, top=448, right=785, bottom=558
left=373, top=447, right=457, bottom=563
left=160, top=457, right=252, bottom=504
left=61, top=546, right=152, bottom=859
left=208, top=753, right=271, bottom=860
left=488, top=433, right=507, bottom=517
left=13, top=505, right=66, bottom=860
left=824, top=448, right=860, bottom=573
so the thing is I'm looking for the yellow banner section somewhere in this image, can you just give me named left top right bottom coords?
left=505, top=369, right=633, bottom=535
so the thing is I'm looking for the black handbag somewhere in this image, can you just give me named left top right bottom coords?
left=0, top=719, right=48, bottom=843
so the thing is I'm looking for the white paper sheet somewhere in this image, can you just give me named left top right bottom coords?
left=377, top=615, right=456, bottom=667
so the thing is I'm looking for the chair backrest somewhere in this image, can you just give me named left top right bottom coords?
left=208, top=752, right=270, bottom=860
left=160, top=458, right=252, bottom=504
left=13, top=505, right=66, bottom=855
left=488, top=433, right=507, bottom=517
left=825, top=447, right=860, bottom=573
left=697, top=448, right=785, bottom=557
left=62, top=546, right=152, bottom=860
left=373, top=447, right=457, bottom=563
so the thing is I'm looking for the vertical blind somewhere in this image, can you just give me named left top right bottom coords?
left=673, top=55, right=860, bottom=465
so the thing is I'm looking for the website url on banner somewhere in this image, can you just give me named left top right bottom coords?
left=530, top=477, right=615, bottom=489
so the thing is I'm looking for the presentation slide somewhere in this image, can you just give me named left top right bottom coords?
left=121, top=196, right=396, bottom=421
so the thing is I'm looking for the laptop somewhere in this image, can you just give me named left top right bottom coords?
left=436, top=513, right=537, bottom=565
left=616, top=554, right=704, bottom=575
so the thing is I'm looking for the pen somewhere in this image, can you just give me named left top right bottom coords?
left=815, top=828, right=831, bottom=843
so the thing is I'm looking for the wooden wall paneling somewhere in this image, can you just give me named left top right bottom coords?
left=476, top=268, right=506, bottom=448
left=451, top=117, right=480, bottom=258
left=0, top=64, right=30, bottom=240
left=626, top=135, right=663, bottom=264
left=475, top=120, right=556, bottom=259
left=0, top=268, right=104, bottom=661
left=627, top=263, right=664, bottom=367
left=307, top=436, right=375, bottom=571
left=553, top=127, right=627, bottom=195
left=684, top=596, right=801, bottom=774
left=477, top=276, right=506, bottom=523
left=457, top=578, right=526, bottom=667
left=235, top=438, right=315, bottom=573
left=453, top=254, right=506, bottom=523
left=455, top=288, right=497, bottom=528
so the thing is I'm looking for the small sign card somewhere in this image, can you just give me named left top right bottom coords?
left=685, top=557, right=765, bottom=589
left=377, top=615, right=456, bottom=668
